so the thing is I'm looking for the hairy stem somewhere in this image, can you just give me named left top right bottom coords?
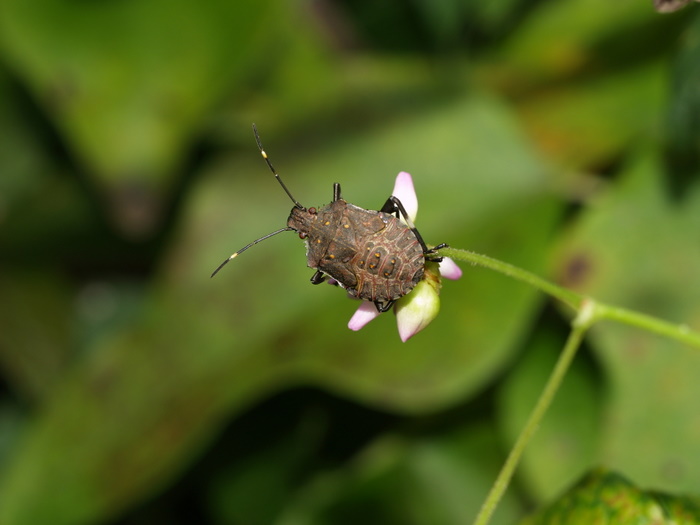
left=439, top=247, right=700, bottom=349
left=472, top=300, right=595, bottom=525
left=439, top=247, right=581, bottom=310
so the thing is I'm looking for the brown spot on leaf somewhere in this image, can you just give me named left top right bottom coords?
left=561, top=252, right=593, bottom=288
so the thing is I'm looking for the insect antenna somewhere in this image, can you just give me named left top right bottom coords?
left=252, top=123, right=304, bottom=209
left=211, top=227, right=294, bottom=278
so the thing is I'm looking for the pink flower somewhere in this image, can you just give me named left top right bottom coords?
left=653, top=0, right=699, bottom=13
left=348, top=172, right=461, bottom=341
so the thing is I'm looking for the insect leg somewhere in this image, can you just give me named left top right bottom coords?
left=374, top=300, right=395, bottom=313
left=332, top=183, right=342, bottom=202
left=380, top=196, right=447, bottom=260
left=310, top=270, right=327, bottom=285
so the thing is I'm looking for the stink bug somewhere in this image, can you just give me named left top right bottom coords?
left=211, top=125, right=447, bottom=313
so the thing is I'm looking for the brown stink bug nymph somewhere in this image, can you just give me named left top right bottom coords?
left=211, top=125, right=447, bottom=313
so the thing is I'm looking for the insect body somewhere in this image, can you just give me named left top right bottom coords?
left=212, top=125, right=446, bottom=313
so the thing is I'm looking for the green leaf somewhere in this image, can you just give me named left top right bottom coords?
left=490, top=0, right=677, bottom=85
left=0, top=0, right=275, bottom=236
left=497, top=327, right=602, bottom=503
left=0, top=270, right=74, bottom=401
left=277, top=424, right=524, bottom=525
left=515, top=62, right=665, bottom=170
left=0, top=90, right=561, bottom=525
left=522, top=468, right=700, bottom=525
left=666, top=11, right=700, bottom=192
left=207, top=410, right=325, bottom=525
left=553, top=150, right=700, bottom=493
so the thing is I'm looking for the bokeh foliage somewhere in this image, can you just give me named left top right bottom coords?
left=0, top=1, right=699, bottom=524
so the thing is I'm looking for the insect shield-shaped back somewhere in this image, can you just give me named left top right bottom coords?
left=211, top=125, right=446, bottom=314
left=288, top=194, right=426, bottom=312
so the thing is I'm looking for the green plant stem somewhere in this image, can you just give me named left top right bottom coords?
left=439, top=247, right=581, bottom=310
left=439, top=247, right=700, bottom=349
left=472, top=300, right=595, bottom=525
left=439, top=246, right=700, bottom=525
left=596, top=303, right=700, bottom=347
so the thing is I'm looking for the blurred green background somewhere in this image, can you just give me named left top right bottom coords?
left=1, top=0, right=700, bottom=524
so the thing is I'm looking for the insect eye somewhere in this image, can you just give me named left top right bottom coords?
left=308, top=207, right=317, bottom=214
left=299, top=232, right=308, bottom=239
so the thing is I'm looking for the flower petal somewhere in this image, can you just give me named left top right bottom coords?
left=348, top=301, right=381, bottom=331
left=395, top=279, right=440, bottom=342
left=391, top=172, right=418, bottom=223
left=439, top=257, right=462, bottom=280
